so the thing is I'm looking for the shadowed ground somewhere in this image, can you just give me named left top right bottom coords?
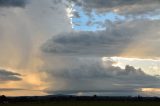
left=1, top=101, right=160, bottom=106
left=1, top=95, right=160, bottom=106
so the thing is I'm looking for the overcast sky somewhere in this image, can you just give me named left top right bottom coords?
left=0, top=0, right=160, bottom=97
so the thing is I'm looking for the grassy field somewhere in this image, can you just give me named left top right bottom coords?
left=1, top=101, right=160, bottom=106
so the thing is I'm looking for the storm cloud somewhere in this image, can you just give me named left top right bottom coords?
left=42, top=19, right=160, bottom=57
left=44, top=58, right=160, bottom=94
left=0, top=69, right=22, bottom=82
left=0, top=0, right=28, bottom=7
left=0, top=0, right=160, bottom=96
left=37, top=0, right=160, bottom=96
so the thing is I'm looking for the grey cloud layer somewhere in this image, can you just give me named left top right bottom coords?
left=69, top=0, right=160, bottom=15
left=0, top=69, right=22, bottom=82
left=44, top=58, right=160, bottom=94
left=0, top=0, right=28, bottom=7
left=42, top=31, right=128, bottom=56
left=42, top=19, right=160, bottom=57
left=42, top=22, right=134, bottom=56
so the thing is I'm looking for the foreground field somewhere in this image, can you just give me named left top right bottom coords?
left=1, top=101, right=160, bottom=106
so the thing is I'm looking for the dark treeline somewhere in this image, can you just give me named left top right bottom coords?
left=0, top=95, right=160, bottom=103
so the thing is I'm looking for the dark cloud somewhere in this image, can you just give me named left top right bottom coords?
left=69, top=0, right=160, bottom=16
left=42, top=22, right=133, bottom=56
left=44, top=58, right=160, bottom=94
left=0, top=0, right=28, bottom=7
left=0, top=69, right=22, bottom=82
left=42, top=31, right=128, bottom=56
left=42, top=19, right=160, bottom=57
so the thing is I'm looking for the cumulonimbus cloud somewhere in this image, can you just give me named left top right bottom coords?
left=44, top=58, right=160, bottom=94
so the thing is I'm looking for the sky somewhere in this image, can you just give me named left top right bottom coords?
left=0, top=0, right=160, bottom=97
